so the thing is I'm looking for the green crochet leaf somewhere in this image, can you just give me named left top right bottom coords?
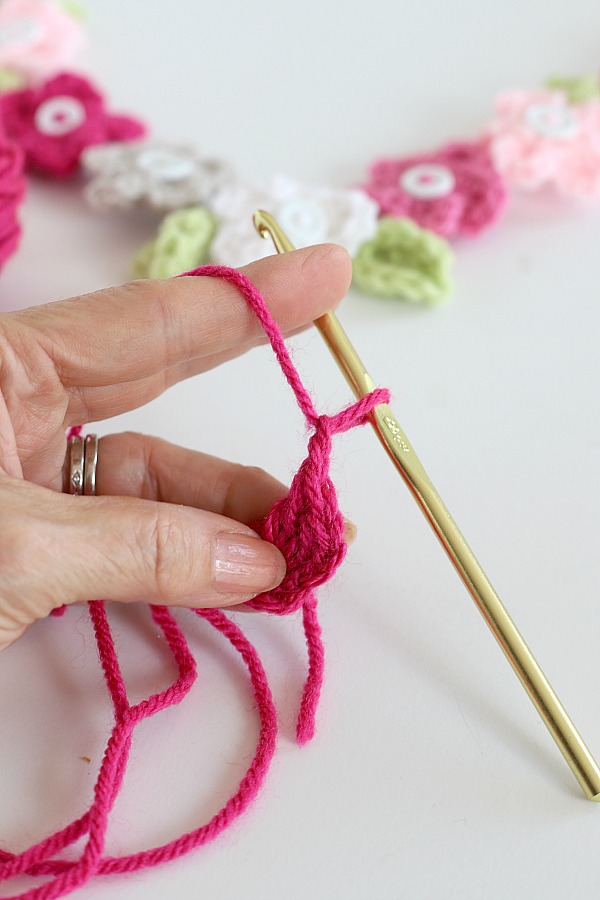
left=132, top=206, right=217, bottom=279
left=61, top=1, right=88, bottom=22
left=352, top=217, right=454, bottom=305
left=0, top=68, right=25, bottom=93
left=545, top=74, right=600, bottom=104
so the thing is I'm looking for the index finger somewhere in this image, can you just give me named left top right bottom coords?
left=13, top=245, right=352, bottom=392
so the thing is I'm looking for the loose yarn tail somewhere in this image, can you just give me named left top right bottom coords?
left=296, top=593, right=325, bottom=745
left=0, top=605, right=277, bottom=898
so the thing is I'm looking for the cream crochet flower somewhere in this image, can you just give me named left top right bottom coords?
left=82, top=141, right=234, bottom=212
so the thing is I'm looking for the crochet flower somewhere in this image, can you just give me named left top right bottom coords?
left=0, top=0, right=85, bottom=82
left=132, top=207, right=217, bottom=279
left=352, top=217, right=453, bottom=305
left=0, top=71, right=146, bottom=177
left=485, top=89, right=600, bottom=199
left=210, top=174, right=379, bottom=267
left=361, top=141, right=506, bottom=239
left=0, top=129, right=26, bottom=270
left=82, top=141, right=233, bottom=212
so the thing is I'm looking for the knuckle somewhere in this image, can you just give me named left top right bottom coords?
left=243, top=465, right=270, bottom=482
left=96, top=280, right=154, bottom=302
left=218, top=462, right=245, bottom=519
left=221, top=464, right=267, bottom=518
left=0, top=504, right=52, bottom=632
left=0, top=521, right=30, bottom=582
left=145, top=506, right=193, bottom=602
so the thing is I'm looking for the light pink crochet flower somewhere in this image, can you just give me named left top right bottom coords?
left=486, top=89, right=600, bottom=199
left=361, top=141, right=506, bottom=238
left=0, top=71, right=146, bottom=177
left=0, top=0, right=84, bottom=82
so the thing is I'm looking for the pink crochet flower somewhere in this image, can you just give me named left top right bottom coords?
left=0, top=125, right=26, bottom=269
left=486, top=89, right=600, bottom=199
left=0, top=0, right=84, bottom=82
left=0, top=71, right=146, bottom=177
left=361, top=141, right=506, bottom=238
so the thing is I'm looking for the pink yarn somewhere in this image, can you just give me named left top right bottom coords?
left=0, top=122, right=26, bottom=269
left=0, top=71, right=146, bottom=178
left=0, top=266, right=389, bottom=898
left=361, top=140, right=507, bottom=238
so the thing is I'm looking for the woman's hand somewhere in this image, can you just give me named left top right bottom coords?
left=0, top=245, right=352, bottom=650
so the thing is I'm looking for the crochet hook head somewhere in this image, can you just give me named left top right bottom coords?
left=253, top=208, right=600, bottom=802
left=254, top=210, right=376, bottom=398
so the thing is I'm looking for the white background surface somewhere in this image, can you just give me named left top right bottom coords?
left=1, top=1, right=600, bottom=898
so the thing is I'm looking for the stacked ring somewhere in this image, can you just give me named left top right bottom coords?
left=67, top=434, right=99, bottom=496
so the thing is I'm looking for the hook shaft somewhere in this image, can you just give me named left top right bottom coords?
left=253, top=208, right=600, bottom=802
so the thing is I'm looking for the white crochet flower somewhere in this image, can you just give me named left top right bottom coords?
left=82, top=141, right=234, bottom=212
left=210, top=174, right=379, bottom=267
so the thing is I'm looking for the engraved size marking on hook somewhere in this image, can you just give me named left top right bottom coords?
left=383, top=416, right=410, bottom=452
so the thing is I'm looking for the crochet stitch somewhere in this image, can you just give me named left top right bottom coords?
left=352, top=216, right=454, bottom=304
left=361, top=140, right=506, bottom=238
left=0, top=71, right=145, bottom=177
left=0, top=267, right=390, bottom=899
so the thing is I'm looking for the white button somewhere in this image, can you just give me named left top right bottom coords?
left=400, top=164, right=456, bottom=199
left=136, top=148, right=195, bottom=181
left=34, top=96, right=86, bottom=136
left=278, top=199, right=328, bottom=245
left=0, top=17, right=42, bottom=49
left=524, top=103, right=579, bottom=140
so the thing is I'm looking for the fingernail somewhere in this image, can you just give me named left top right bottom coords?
left=343, top=517, right=357, bottom=546
left=213, top=532, right=286, bottom=595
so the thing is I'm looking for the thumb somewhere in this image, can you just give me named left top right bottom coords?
left=0, top=475, right=286, bottom=650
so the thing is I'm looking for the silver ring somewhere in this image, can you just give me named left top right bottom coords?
left=68, top=435, right=84, bottom=495
left=67, top=434, right=98, bottom=496
left=83, top=434, right=98, bottom=496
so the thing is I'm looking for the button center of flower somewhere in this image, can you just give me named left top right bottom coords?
left=136, top=149, right=195, bottom=182
left=0, top=17, right=42, bottom=49
left=400, top=164, right=456, bottom=199
left=278, top=199, right=328, bottom=245
left=34, top=96, right=86, bottom=136
left=524, top=103, right=579, bottom=140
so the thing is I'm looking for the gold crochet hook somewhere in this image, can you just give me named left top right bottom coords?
left=253, top=208, right=600, bottom=802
